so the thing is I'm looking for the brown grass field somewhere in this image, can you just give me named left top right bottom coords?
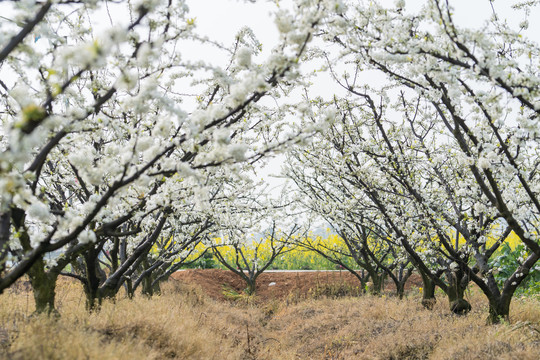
left=1, top=270, right=539, bottom=359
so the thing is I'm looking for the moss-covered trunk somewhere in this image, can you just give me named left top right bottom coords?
left=28, top=261, right=59, bottom=314
left=17, top=222, right=58, bottom=314
left=364, top=265, right=384, bottom=295
left=487, top=295, right=511, bottom=324
left=419, top=269, right=437, bottom=310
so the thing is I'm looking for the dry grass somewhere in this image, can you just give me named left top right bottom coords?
left=262, top=293, right=540, bottom=360
left=0, top=278, right=539, bottom=360
left=0, top=279, right=253, bottom=359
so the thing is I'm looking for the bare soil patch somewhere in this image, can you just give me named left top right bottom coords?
left=171, top=269, right=422, bottom=302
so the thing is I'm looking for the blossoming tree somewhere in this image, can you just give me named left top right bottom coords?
left=0, top=0, right=331, bottom=312
left=307, top=0, right=540, bottom=322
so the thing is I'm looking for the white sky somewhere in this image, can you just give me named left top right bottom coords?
left=186, top=1, right=281, bottom=54
left=183, top=0, right=540, bottom=186
left=187, top=0, right=540, bottom=45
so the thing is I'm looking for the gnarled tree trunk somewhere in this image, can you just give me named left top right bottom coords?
left=446, top=269, right=471, bottom=315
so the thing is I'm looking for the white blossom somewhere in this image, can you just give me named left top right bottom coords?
left=228, top=143, right=248, bottom=161
left=236, top=47, right=252, bottom=68
left=78, top=229, right=97, bottom=244
left=27, top=202, right=51, bottom=222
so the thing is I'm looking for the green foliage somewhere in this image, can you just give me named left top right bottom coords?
left=491, top=244, right=540, bottom=295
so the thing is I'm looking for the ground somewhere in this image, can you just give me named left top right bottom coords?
left=172, top=269, right=422, bottom=302
left=1, top=270, right=540, bottom=359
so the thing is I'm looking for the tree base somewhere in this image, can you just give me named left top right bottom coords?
left=421, top=298, right=436, bottom=310
left=450, top=299, right=472, bottom=315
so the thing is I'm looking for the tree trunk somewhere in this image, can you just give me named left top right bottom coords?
left=391, top=266, right=413, bottom=299
left=245, top=278, right=256, bottom=295
left=487, top=296, right=511, bottom=324
left=141, top=273, right=162, bottom=297
left=141, top=275, right=153, bottom=297
left=419, top=270, right=437, bottom=310
left=365, top=268, right=384, bottom=295
left=18, top=224, right=58, bottom=315
left=125, top=278, right=134, bottom=299
left=84, top=279, right=101, bottom=311
left=28, top=261, right=59, bottom=315
left=152, top=280, right=161, bottom=296
left=82, top=251, right=103, bottom=311
left=446, top=270, right=471, bottom=315
left=140, top=260, right=163, bottom=297
left=395, top=281, right=405, bottom=299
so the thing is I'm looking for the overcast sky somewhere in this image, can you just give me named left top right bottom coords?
left=186, top=0, right=540, bottom=49
left=183, top=0, right=540, bottom=186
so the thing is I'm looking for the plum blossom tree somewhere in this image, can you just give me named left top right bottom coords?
left=125, top=216, right=212, bottom=298
left=0, top=0, right=333, bottom=312
left=310, top=0, right=540, bottom=322
left=210, top=183, right=303, bottom=295
left=285, top=153, right=414, bottom=297
left=211, top=223, right=298, bottom=296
